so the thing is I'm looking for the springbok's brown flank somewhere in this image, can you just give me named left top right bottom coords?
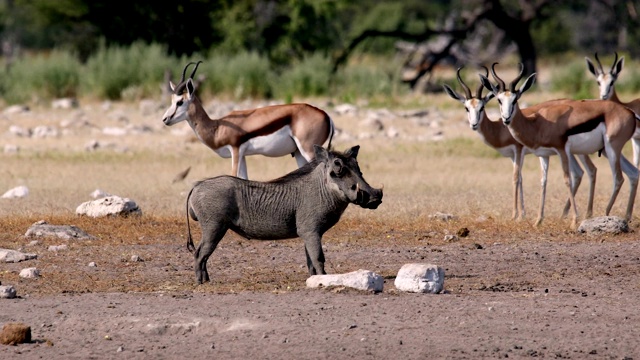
left=162, top=61, right=334, bottom=179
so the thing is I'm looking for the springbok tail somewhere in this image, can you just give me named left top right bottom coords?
left=625, top=105, right=640, bottom=121
left=326, top=115, right=335, bottom=150
left=185, top=186, right=196, bottom=253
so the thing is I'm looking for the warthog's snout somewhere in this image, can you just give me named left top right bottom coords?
left=356, top=186, right=383, bottom=209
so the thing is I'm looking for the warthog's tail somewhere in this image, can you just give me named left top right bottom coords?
left=185, top=186, right=197, bottom=253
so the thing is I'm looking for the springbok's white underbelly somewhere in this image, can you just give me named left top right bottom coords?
left=211, top=126, right=297, bottom=158
left=494, top=144, right=519, bottom=158
left=566, top=123, right=606, bottom=154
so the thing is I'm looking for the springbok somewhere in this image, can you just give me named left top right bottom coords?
left=585, top=52, right=640, bottom=167
left=444, top=67, right=596, bottom=225
left=480, top=63, right=639, bottom=227
left=162, top=61, right=335, bottom=179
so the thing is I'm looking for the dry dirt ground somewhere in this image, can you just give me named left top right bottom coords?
left=1, top=91, right=640, bottom=359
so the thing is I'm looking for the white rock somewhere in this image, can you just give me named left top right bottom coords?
left=102, top=127, right=128, bottom=136
left=334, top=103, right=358, bottom=115
left=306, top=269, right=383, bottom=292
left=19, top=267, right=40, bottom=279
left=32, top=125, right=59, bottom=138
left=25, top=220, right=95, bottom=240
left=394, top=263, right=445, bottom=294
left=76, top=195, right=142, bottom=217
left=0, top=285, right=17, bottom=299
left=4, top=144, right=19, bottom=154
left=3, top=104, right=29, bottom=114
left=88, top=262, right=97, bottom=267
left=0, top=249, right=37, bottom=263
left=48, top=244, right=68, bottom=252
left=8, top=125, right=31, bottom=137
left=1, top=185, right=29, bottom=199
left=51, top=98, right=78, bottom=109
left=578, top=216, right=629, bottom=235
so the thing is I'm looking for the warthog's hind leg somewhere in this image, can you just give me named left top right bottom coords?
left=303, top=234, right=326, bottom=275
left=195, top=223, right=227, bottom=284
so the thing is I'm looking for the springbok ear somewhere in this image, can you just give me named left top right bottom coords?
left=484, top=92, right=495, bottom=102
left=443, top=84, right=464, bottom=102
left=169, top=81, right=177, bottom=92
left=585, top=57, right=597, bottom=76
left=345, top=145, right=360, bottom=159
left=519, top=73, right=536, bottom=95
left=186, top=78, right=196, bottom=97
left=614, top=56, right=625, bottom=76
left=479, top=74, right=497, bottom=95
left=313, top=144, right=329, bottom=163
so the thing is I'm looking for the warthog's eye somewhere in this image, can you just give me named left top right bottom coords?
left=351, top=184, right=357, bottom=191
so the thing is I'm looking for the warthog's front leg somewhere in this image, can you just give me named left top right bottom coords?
left=194, top=223, right=227, bottom=284
left=302, top=234, right=326, bottom=275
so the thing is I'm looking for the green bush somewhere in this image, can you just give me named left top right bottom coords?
left=271, top=54, right=332, bottom=100
left=201, top=51, right=272, bottom=99
left=82, top=41, right=173, bottom=100
left=548, top=59, right=594, bottom=99
left=1, top=50, right=81, bottom=104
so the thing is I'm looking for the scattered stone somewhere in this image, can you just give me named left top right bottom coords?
left=306, top=269, right=383, bottom=292
left=577, top=216, right=629, bottom=235
left=334, top=103, right=358, bottom=115
left=85, top=139, right=100, bottom=151
left=3, top=104, right=29, bottom=115
left=394, top=263, right=445, bottom=294
left=3, top=144, right=19, bottom=154
left=26, top=240, right=39, bottom=247
left=51, top=97, right=78, bottom=109
left=444, top=234, right=459, bottom=242
left=131, top=255, right=144, bottom=262
left=102, top=126, right=128, bottom=136
left=0, top=249, right=37, bottom=263
left=0, top=323, right=31, bottom=345
left=32, top=125, right=59, bottom=138
left=0, top=285, right=17, bottom=299
left=19, top=268, right=40, bottom=279
left=429, top=212, right=456, bottom=222
left=76, top=195, right=142, bottom=217
left=25, top=220, right=96, bottom=240
left=48, top=244, right=68, bottom=252
left=8, top=125, right=31, bottom=137
left=1, top=185, right=29, bottom=199
left=88, top=262, right=97, bottom=267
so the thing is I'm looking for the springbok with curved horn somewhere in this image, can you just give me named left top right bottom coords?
left=586, top=52, right=640, bottom=167
left=162, top=61, right=335, bottom=179
left=444, top=67, right=596, bottom=225
left=480, top=63, right=639, bottom=227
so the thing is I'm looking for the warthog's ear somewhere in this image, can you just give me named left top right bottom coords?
left=313, top=144, right=329, bottom=163
left=345, top=145, right=360, bottom=159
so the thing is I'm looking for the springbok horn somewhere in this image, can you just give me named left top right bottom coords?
left=594, top=52, right=604, bottom=73
left=456, top=67, right=472, bottom=99
left=612, top=52, right=619, bottom=72
left=490, top=62, right=505, bottom=91
left=510, top=63, right=525, bottom=92
left=189, top=60, right=203, bottom=80
left=180, top=62, right=196, bottom=84
left=477, top=65, right=489, bottom=98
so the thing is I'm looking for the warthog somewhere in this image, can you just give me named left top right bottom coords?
left=185, top=145, right=383, bottom=284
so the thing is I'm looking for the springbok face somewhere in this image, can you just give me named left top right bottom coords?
left=162, top=61, right=202, bottom=126
left=585, top=52, right=624, bottom=100
left=443, top=67, right=494, bottom=130
left=314, top=145, right=383, bottom=209
left=480, top=63, right=536, bottom=126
